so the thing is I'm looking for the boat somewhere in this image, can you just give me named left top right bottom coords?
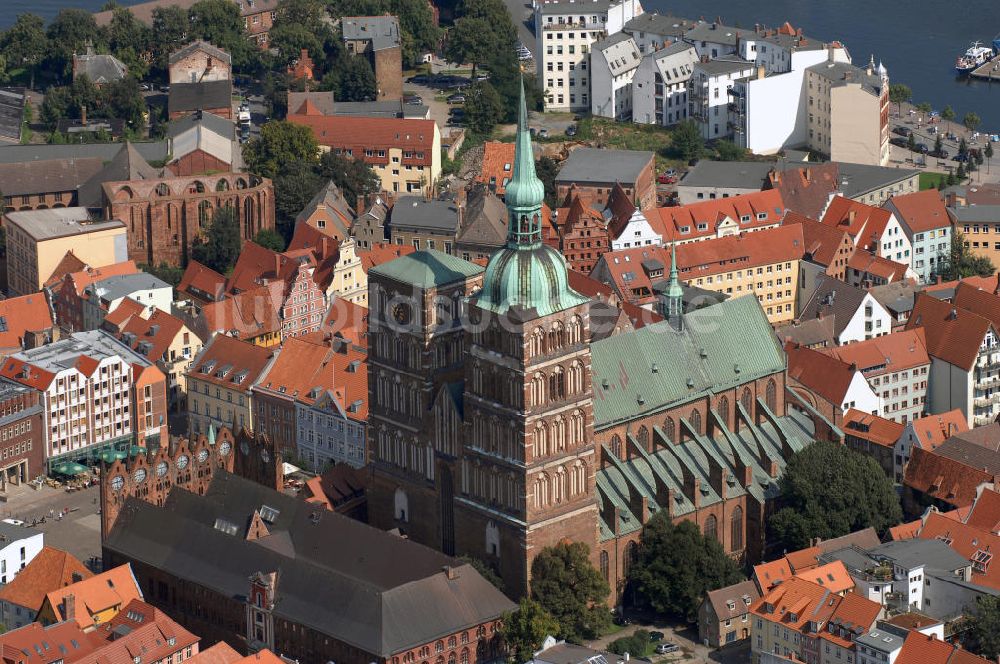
left=956, top=41, right=993, bottom=74
left=994, top=33, right=1000, bottom=54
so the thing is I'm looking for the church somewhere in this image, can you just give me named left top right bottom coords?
left=366, top=82, right=836, bottom=600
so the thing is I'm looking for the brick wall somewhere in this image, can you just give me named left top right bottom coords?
left=374, top=47, right=403, bottom=101
left=169, top=150, right=232, bottom=177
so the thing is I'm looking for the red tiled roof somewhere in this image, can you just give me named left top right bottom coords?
left=896, top=625, right=987, bottom=664
left=907, top=409, right=968, bottom=453
left=201, top=282, right=284, bottom=341
left=58, top=261, right=140, bottom=297
left=847, top=250, right=910, bottom=282
left=784, top=212, right=853, bottom=269
left=288, top=114, right=436, bottom=167
left=953, top=281, right=1000, bottom=333
left=786, top=341, right=859, bottom=406
left=185, top=643, right=243, bottom=664
left=820, top=196, right=893, bottom=252
left=112, top=307, right=188, bottom=363
left=0, top=546, right=91, bottom=611
left=794, top=560, right=854, bottom=594
left=304, top=464, right=368, bottom=511
left=822, top=328, right=929, bottom=375
left=320, top=298, right=369, bottom=347
left=567, top=270, right=662, bottom=330
left=79, top=598, right=199, bottom=664
left=965, top=486, right=1000, bottom=534
left=906, top=293, right=993, bottom=371
left=767, top=163, right=839, bottom=219
left=0, top=293, right=54, bottom=353
left=749, top=576, right=837, bottom=631
left=0, top=621, right=98, bottom=664
left=784, top=546, right=821, bottom=573
left=44, top=564, right=142, bottom=630
left=358, top=242, right=417, bottom=273
left=887, top=189, right=950, bottom=233
left=42, top=252, right=89, bottom=289
left=652, top=189, right=785, bottom=243
left=187, top=334, right=273, bottom=394
left=674, top=224, right=804, bottom=281
left=178, top=261, right=226, bottom=303
left=818, top=590, right=880, bottom=649
left=752, top=558, right=793, bottom=593
left=842, top=409, right=905, bottom=447
left=888, top=519, right=923, bottom=541
left=904, top=446, right=992, bottom=510
left=477, top=142, right=516, bottom=196
left=102, top=297, right=146, bottom=329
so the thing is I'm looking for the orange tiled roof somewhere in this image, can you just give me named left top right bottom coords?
left=477, top=141, right=516, bottom=196
left=964, top=486, right=1000, bottom=534
left=794, top=560, right=854, bottom=594
left=113, top=306, right=188, bottom=363
left=0, top=293, right=54, bottom=353
left=820, top=196, right=893, bottom=252
left=818, top=590, right=880, bottom=649
left=785, top=546, right=821, bottom=573
left=358, top=242, right=417, bottom=273
left=786, top=341, right=859, bottom=407
left=842, top=409, right=904, bottom=447
left=674, top=223, right=804, bottom=281
left=44, top=564, right=142, bottom=630
left=953, top=281, right=1000, bottom=333
left=42, top=252, right=89, bottom=289
left=906, top=293, right=993, bottom=371
left=288, top=114, right=436, bottom=166
left=178, top=261, right=226, bottom=303
left=904, top=446, right=992, bottom=510
left=102, top=297, right=146, bottom=329
left=752, top=558, right=793, bottom=593
left=0, top=621, right=98, bottom=664
left=653, top=189, right=785, bottom=243
left=567, top=270, right=661, bottom=330
left=59, top=261, right=140, bottom=298
left=185, top=643, right=243, bottom=664
left=895, top=630, right=987, bottom=664
left=0, top=546, right=91, bottom=611
left=201, top=282, right=284, bottom=341
left=907, top=409, right=968, bottom=453
left=78, top=598, right=198, bottom=664
left=785, top=211, right=853, bottom=269
left=822, top=328, right=929, bottom=375
left=750, top=576, right=837, bottom=631
left=767, top=163, right=839, bottom=219
left=320, top=298, right=369, bottom=347
left=888, top=519, right=923, bottom=541
left=887, top=189, right=950, bottom=234
left=188, top=333, right=273, bottom=394
left=847, top=251, right=910, bottom=282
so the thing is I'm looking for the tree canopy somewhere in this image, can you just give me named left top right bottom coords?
left=192, top=207, right=243, bottom=274
left=464, top=81, right=504, bottom=136
left=768, top=442, right=902, bottom=552
left=938, top=231, right=995, bottom=280
left=628, top=515, right=744, bottom=622
left=671, top=121, right=704, bottom=161
left=243, top=121, right=320, bottom=180
left=967, top=595, right=1000, bottom=660
left=530, top=541, right=610, bottom=642
left=888, top=83, right=911, bottom=114
left=964, top=111, right=982, bottom=133
left=500, top=598, right=560, bottom=663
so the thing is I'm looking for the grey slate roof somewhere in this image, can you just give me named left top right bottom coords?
left=683, top=22, right=754, bottom=46
left=78, top=143, right=162, bottom=208
left=167, top=110, right=234, bottom=140
left=652, top=40, right=698, bottom=62
left=538, top=0, right=614, bottom=16
left=950, top=205, right=1000, bottom=223
left=933, top=435, right=1000, bottom=475
left=855, top=625, right=906, bottom=653
left=836, top=162, right=920, bottom=199
left=678, top=160, right=773, bottom=190
left=556, top=147, right=653, bottom=186
left=704, top=580, right=760, bottom=619
left=169, top=80, right=232, bottom=115
left=869, top=538, right=971, bottom=573
left=456, top=187, right=508, bottom=249
left=799, top=275, right=870, bottom=338
left=869, top=281, right=918, bottom=317
left=0, top=141, right=169, bottom=165
left=807, top=61, right=884, bottom=95
left=624, top=13, right=696, bottom=38
left=0, top=157, right=105, bottom=197
left=341, top=16, right=401, bottom=51
left=389, top=197, right=461, bottom=233
left=4, top=208, right=125, bottom=242
left=73, top=50, right=128, bottom=84
left=593, top=34, right=642, bottom=76
left=104, top=471, right=514, bottom=657
left=0, top=88, right=25, bottom=142
left=90, top=273, right=171, bottom=303
left=694, top=55, right=754, bottom=76
left=168, top=41, right=232, bottom=67
left=773, top=317, right=836, bottom=349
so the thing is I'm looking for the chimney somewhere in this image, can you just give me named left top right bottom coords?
left=848, top=209, right=857, bottom=224
left=827, top=44, right=836, bottom=62
left=804, top=168, right=811, bottom=182
left=442, top=565, right=459, bottom=580
left=63, top=594, right=76, bottom=622
left=757, top=66, right=766, bottom=80
left=81, top=104, right=87, bottom=126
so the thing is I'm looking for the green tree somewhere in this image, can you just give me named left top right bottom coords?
left=916, top=102, right=932, bottom=116
left=939, top=230, right=995, bottom=280
left=607, top=630, right=652, bottom=657
left=671, top=121, right=704, bottom=162
left=243, top=120, right=320, bottom=179
left=192, top=206, right=243, bottom=274
left=934, top=133, right=942, bottom=155
left=947, top=170, right=957, bottom=186
left=254, top=228, right=287, bottom=252
left=768, top=442, right=902, bottom=552
left=629, top=515, right=744, bottom=622
left=140, top=262, right=184, bottom=287
left=45, top=9, right=103, bottom=80
left=188, top=0, right=258, bottom=72
left=964, top=111, right=982, bottom=133
left=941, top=104, right=955, bottom=132
left=500, top=598, right=560, bottom=664
left=150, top=6, right=191, bottom=71
left=445, top=17, right=494, bottom=77
left=530, top=541, right=610, bottom=642
left=103, top=77, right=147, bottom=129
left=957, top=162, right=967, bottom=181
left=269, top=23, right=323, bottom=68
left=985, top=141, right=993, bottom=174
left=274, top=162, right=326, bottom=239
left=456, top=555, right=504, bottom=590
left=337, top=56, right=377, bottom=101
left=464, top=81, right=503, bottom=136
left=715, top=139, right=745, bottom=161
left=104, top=7, right=152, bottom=79
left=888, top=83, right=911, bottom=116
left=318, top=151, right=380, bottom=204
left=907, top=131, right=917, bottom=153
left=536, top=156, right=560, bottom=208
left=967, top=595, right=1000, bottom=660
left=275, top=0, right=326, bottom=28
left=2, top=14, right=48, bottom=89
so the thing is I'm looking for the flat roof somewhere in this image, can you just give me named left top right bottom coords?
left=678, top=160, right=773, bottom=189
left=695, top=55, right=754, bottom=76
left=4, top=208, right=125, bottom=241
left=91, top=273, right=172, bottom=302
left=556, top=147, right=653, bottom=185
left=538, top=0, right=615, bottom=15
left=11, top=330, right=152, bottom=373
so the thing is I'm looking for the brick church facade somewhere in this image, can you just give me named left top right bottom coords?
left=366, top=84, right=834, bottom=601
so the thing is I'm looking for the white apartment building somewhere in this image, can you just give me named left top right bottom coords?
left=590, top=33, right=642, bottom=119
left=534, top=0, right=643, bottom=112
left=81, top=272, right=174, bottom=331
left=688, top=56, right=754, bottom=140
left=682, top=21, right=751, bottom=60
left=0, top=523, right=42, bottom=586
left=632, top=41, right=697, bottom=127
left=806, top=59, right=891, bottom=166
left=0, top=331, right=156, bottom=465
left=609, top=207, right=661, bottom=249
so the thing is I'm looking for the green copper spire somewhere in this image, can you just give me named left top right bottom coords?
left=665, top=243, right=683, bottom=328
left=208, top=423, right=216, bottom=446
left=503, top=77, right=547, bottom=246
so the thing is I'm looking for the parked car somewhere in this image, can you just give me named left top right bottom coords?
left=953, top=153, right=970, bottom=162
left=1, top=518, right=24, bottom=526
left=915, top=143, right=930, bottom=154
left=930, top=149, right=950, bottom=159
left=407, top=74, right=430, bottom=84
left=649, top=631, right=665, bottom=642
left=889, top=137, right=908, bottom=148
left=565, top=124, right=577, bottom=137
left=403, top=94, right=423, bottom=104
left=447, top=93, right=466, bottom=104
left=655, top=643, right=679, bottom=655
left=892, top=126, right=912, bottom=137
left=139, top=83, right=151, bottom=91
left=657, top=173, right=677, bottom=184
left=159, top=84, right=170, bottom=93
left=538, top=128, right=549, bottom=138
left=449, top=107, right=465, bottom=116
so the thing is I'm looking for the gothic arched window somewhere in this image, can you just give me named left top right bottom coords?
left=704, top=514, right=718, bottom=542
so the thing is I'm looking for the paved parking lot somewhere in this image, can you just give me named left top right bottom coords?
left=587, top=622, right=750, bottom=664
left=0, top=481, right=104, bottom=568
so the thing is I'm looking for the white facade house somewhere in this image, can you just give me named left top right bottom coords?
left=688, top=56, right=754, bottom=140
left=836, top=293, right=894, bottom=344
left=81, top=273, right=174, bottom=331
left=590, top=33, right=642, bottom=119
left=609, top=207, right=661, bottom=249
left=682, top=21, right=751, bottom=60
left=621, top=13, right=691, bottom=55
left=0, top=524, right=42, bottom=585
left=534, top=0, right=643, bottom=112
left=841, top=369, right=882, bottom=416
left=883, top=191, right=952, bottom=284
left=876, top=211, right=913, bottom=267
left=632, top=42, right=697, bottom=127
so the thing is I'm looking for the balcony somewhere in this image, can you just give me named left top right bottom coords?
left=975, top=416, right=996, bottom=427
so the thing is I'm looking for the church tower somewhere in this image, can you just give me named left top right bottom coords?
left=456, top=80, right=599, bottom=596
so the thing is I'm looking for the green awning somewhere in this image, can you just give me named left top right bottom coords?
left=128, top=446, right=147, bottom=457
left=99, top=450, right=127, bottom=464
left=53, top=462, right=88, bottom=476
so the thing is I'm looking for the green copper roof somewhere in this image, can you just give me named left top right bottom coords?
left=503, top=79, right=546, bottom=214
left=369, top=249, right=483, bottom=288
left=590, top=294, right=785, bottom=427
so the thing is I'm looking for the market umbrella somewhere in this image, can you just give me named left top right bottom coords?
left=128, top=445, right=147, bottom=457
left=53, top=462, right=88, bottom=476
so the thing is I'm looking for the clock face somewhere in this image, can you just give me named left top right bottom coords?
left=111, top=475, right=124, bottom=492
left=156, top=461, right=168, bottom=477
left=219, top=441, right=232, bottom=457
left=176, top=455, right=189, bottom=471
left=261, top=448, right=271, bottom=463
left=133, top=468, right=147, bottom=484
left=197, top=449, right=209, bottom=463
left=392, top=302, right=411, bottom=325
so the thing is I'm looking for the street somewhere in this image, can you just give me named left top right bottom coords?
left=0, top=482, right=104, bottom=569
left=586, top=621, right=750, bottom=664
left=500, top=0, right=537, bottom=57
